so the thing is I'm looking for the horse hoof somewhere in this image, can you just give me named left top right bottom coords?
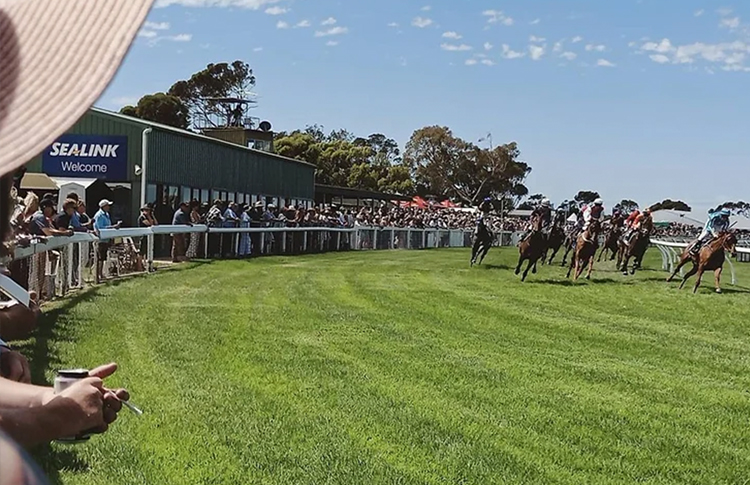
left=622, top=271, right=628, bottom=276
left=716, top=288, right=722, bottom=294
left=586, top=275, right=591, bottom=280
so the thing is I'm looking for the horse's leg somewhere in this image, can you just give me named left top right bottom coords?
left=621, top=255, right=630, bottom=275
left=714, top=267, right=723, bottom=294
left=532, top=258, right=538, bottom=274
left=679, top=263, right=698, bottom=290
left=667, top=256, right=689, bottom=282
left=479, top=243, right=490, bottom=265
left=515, top=254, right=525, bottom=275
left=575, top=256, right=587, bottom=280
left=521, top=258, right=534, bottom=281
left=566, top=253, right=575, bottom=278
left=586, top=253, right=595, bottom=280
left=692, top=266, right=706, bottom=294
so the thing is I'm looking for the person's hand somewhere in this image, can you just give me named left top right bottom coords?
left=44, top=377, right=106, bottom=438
left=89, top=363, right=130, bottom=430
left=0, top=349, right=30, bottom=383
left=66, top=229, right=74, bottom=237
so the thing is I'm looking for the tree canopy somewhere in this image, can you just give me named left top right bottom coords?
left=403, top=126, right=530, bottom=205
left=617, top=199, right=639, bottom=213
left=274, top=128, right=415, bottom=195
left=120, top=60, right=255, bottom=130
left=573, top=191, right=601, bottom=205
left=715, top=201, right=750, bottom=216
left=649, top=199, right=692, bottom=212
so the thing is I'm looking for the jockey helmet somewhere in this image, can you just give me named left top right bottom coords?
left=720, top=208, right=731, bottom=217
left=643, top=208, right=651, bottom=214
left=594, top=198, right=603, bottom=206
left=541, top=198, right=550, bottom=207
left=556, top=207, right=565, bottom=213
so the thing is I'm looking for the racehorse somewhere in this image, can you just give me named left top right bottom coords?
left=666, top=231, right=737, bottom=293
left=559, top=225, right=580, bottom=267
left=542, top=225, right=565, bottom=265
left=617, top=229, right=649, bottom=275
left=566, top=219, right=601, bottom=280
left=470, top=227, right=494, bottom=267
left=598, top=224, right=622, bottom=262
left=515, top=216, right=546, bottom=281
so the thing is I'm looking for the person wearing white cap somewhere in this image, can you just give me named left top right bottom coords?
left=93, top=199, right=121, bottom=280
left=0, top=0, right=154, bottom=471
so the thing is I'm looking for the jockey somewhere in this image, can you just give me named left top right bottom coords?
left=689, top=208, right=731, bottom=256
left=609, top=209, right=625, bottom=229
left=639, top=208, right=654, bottom=235
left=521, top=199, right=552, bottom=241
left=553, top=207, right=567, bottom=228
left=622, top=208, right=641, bottom=240
left=583, top=198, right=604, bottom=230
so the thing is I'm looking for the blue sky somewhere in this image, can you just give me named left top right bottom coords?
left=99, top=0, right=750, bottom=213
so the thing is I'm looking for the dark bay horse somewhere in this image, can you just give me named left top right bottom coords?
left=515, top=216, right=546, bottom=281
left=542, top=225, right=565, bottom=265
left=470, top=228, right=494, bottom=267
left=566, top=220, right=601, bottom=280
left=598, top=224, right=622, bottom=262
left=560, top=225, right=580, bottom=267
left=666, top=231, right=737, bottom=293
left=617, top=229, right=649, bottom=275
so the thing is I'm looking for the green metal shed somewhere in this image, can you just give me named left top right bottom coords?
left=26, top=108, right=316, bottom=224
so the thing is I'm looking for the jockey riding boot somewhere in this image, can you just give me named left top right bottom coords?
left=689, top=240, right=702, bottom=257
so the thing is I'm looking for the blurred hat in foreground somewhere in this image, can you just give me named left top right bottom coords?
left=0, top=0, right=154, bottom=178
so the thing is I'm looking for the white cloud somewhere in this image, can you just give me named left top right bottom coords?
left=294, top=20, right=311, bottom=28
left=321, top=17, right=337, bottom=26
left=421, top=5, right=431, bottom=11
left=530, top=35, right=546, bottom=42
left=441, top=43, right=472, bottom=51
left=168, top=34, right=192, bottom=42
left=326, top=40, right=338, bottom=46
left=110, top=96, right=139, bottom=107
left=529, top=44, right=545, bottom=60
left=253, top=46, right=263, bottom=52
left=553, top=41, right=563, bottom=52
left=720, top=17, right=740, bottom=29
left=641, top=38, right=673, bottom=53
left=482, top=10, right=514, bottom=26
left=155, top=0, right=282, bottom=9
left=314, top=26, right=348, bottom=37
left=144, top=21, right=170, bottom=30
left=530, top=18, right=540, bottom=25
left=411, top=16, right=433, bottom=28
left=560, top=51, right=577, bottom=60
left=649, top=54, right=671, bottom=63
left=501, top=44, right=525, bottom=59
left=717, top=7, right=733, bottom=16
left=264, top=6, right=287, bottom=15
left=597, top=58, right=616, bottom=67
left=276, top=20, right=289, bottom=29
left=465, top=58, right=478, bottom=65
left=480, top=58, right=495, bottom=66
left=585, top=44, right=606, bottom=52
left=138, top=30, right=158, bottom=38
left=694, top=9, right=704, bottom=17
left=442, top=31, right=462, bottom=39
left=387, top=22, right=399, bottom=28
left=484, top=42, right=493, bottom=51
left=628, top=41, right=637, bottom=47
left=571, top=36, right=583, bottom=43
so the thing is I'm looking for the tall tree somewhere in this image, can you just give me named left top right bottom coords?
left=716, top=201, right=750, bottom=216
left=573, top=191, right=601, bottom=206
left=617, top=199, right=639, bottom=213
left=403, top=126, right=530, bottom=205
left=168, top=60, right=256, bottom=129
left=649, top=199, right=692, bottom=212
left=120, top=93, right=190, bottom=129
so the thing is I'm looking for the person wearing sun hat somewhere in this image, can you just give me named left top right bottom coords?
left=0, top=0, right=155, bottom=477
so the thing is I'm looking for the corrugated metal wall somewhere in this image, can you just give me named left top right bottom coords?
left=148, top=129, right=314, bottom=200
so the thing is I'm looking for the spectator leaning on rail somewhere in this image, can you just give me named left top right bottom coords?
left=171, top=201, right=192, bottom=263
left=0, top=0, right=154, bottom=479
left=93, top=199, right=121, bottom=281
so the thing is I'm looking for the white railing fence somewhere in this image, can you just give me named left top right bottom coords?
left=5, top=228, right=748, bottom=305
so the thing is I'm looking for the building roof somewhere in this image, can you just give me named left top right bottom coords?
left=89, top=107, right=316, bottom=169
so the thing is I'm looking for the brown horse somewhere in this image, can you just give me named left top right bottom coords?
left=515, top=216, right=546, bottom=281
left=598, top=224, right=622, bottom=262
left=542, top=225, right=565, bottom=265
left=566, top=219, right=601, bottom=280
left=666, top=231, right=737, bottom=293
left=617, top=229, right=650, bottom=275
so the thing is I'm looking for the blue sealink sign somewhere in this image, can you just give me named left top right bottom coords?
left=42, top=135, right=128, bottom=180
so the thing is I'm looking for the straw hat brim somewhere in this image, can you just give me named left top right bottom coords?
left=0, top=0, right=154, bottom=177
